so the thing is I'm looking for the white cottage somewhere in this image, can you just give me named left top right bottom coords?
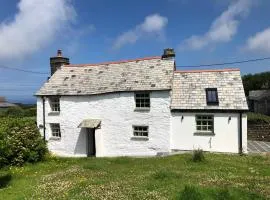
left=36, top=49, right=248, bottom=157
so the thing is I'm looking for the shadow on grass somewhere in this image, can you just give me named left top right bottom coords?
left=176, top=185, right=266, bottom=200
left=0, top=173, right=12, bottom=188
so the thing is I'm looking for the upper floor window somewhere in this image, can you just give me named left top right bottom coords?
left=206, top=88, right=219, bottom=105
left=50, top=123, right=61, bottom=138
left=50, top=97, right=60, bottom=112
left=135, top=92, right=150, bottom=109
left=133, top=126, right=149, bottom=137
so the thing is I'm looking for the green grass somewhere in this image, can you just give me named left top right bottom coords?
left=0, top=154, right=270, bottom=199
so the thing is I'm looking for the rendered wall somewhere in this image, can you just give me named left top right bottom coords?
left=171, top=112, right=247, bottom=153
left=37, top=91, right=171, bottom=157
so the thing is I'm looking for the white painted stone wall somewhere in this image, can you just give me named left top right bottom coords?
left=171, top=112, right=247, bottom=153
left=37, top=91, right=171, bottom=157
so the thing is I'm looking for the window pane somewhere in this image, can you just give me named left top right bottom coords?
left=133, top=126, right=148, bottom=137
left=135, top=92, right=150, bottom=108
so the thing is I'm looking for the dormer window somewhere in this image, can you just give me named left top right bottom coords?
left=50, top=97, right=60, bottom=112
left=206, top=88, right=219, bottom=105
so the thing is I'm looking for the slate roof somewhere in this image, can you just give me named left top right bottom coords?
left=36, top=57, right=175, bottom=96
left=171, top=69, right=248, bottom=110
left=249, top=90, right=270, bottom=101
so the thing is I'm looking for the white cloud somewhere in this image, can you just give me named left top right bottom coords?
left=179, top=0, right=252, bottom=51
left=113, top=14, right=168, bottom=49
left=245, top=27, right=270, bottom=53
left=0, top=0, right=76, bottom=60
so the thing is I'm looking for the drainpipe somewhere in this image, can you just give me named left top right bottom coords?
left=42, top=96, right=46, bottom=141
left=239, top=112, right=243, bottom=154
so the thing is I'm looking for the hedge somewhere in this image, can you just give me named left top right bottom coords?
left=0, top=117, right=47, bottom=167
left=247, top=112, right=270, bottom=124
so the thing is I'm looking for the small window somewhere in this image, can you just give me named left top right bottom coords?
left=206, top=88, right=219, bottom=105
left=51, top=123, right=61, bottom=138
left=133, top=126, right=149, bottom=137
left=196, top=115, right=214, bottom=133
left=50, top=97, right=60, bottom=112
left=135, top=92, right=150, bottom=109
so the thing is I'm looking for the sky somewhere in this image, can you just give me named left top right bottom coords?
left=0, top=0, right=269, bottom=103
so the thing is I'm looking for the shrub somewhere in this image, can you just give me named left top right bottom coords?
left=247, top=112, right=270, bottom=124
left=192, top=149, right=205, bottom=162
left=178, top=185, right=202, bottom=200
left=23, top=107, right=37, bottom=117
left=4, top=107, right=24, bottom=117
left=0, top=117, right=47, bottom=167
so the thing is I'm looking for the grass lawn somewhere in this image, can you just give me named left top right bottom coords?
left=0, top=153, right=270, bottom=200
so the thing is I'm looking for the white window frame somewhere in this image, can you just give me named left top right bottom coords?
left=135, top=92, right=150, bottom=109
left=195, top=115, right=214, bottom=133
left=50, top=123, right=61, bottom=138
left=133, top=125, right=149, bottom=137
left=50, top=97, right=60, bottom=112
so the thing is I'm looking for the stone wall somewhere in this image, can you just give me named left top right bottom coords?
left=248, top=123, right=270, bottom=142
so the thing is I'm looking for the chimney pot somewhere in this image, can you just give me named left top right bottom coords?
left=162, top=48, right=175, bottom=59
left=57, top=49, right=62, bottom=57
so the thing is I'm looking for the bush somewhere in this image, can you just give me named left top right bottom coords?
left=247, top=112, right=270, bottom=124
left=4, top=107, right=24, bottom=117
left=0, top=117, right=47, bottom=167
left=23, top=107, right=37, bottom=117
left=192, top=149, right=205, bottom=162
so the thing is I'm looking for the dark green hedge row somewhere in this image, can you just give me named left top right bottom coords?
left=247, top=112, right=270, bottom=124
left=0, top=117, right=47, bottom=168
left=0, top=107, right=36, bottom=117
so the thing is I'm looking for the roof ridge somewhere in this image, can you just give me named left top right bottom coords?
left=174, top=68, right=240, bottom=73
left=65, top=56, right=161, bottom=67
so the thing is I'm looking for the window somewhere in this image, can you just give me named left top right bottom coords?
left=133, top=126, right=149, bottom=137
left=51, top=123, right=61, bottom=138
left=206, top=88, right=219, bottom=105
left=50, top=97, right=60, bottom=112
left=196, top=115, right=214, bottom=133
left=135, top=92, right=150, bottom=109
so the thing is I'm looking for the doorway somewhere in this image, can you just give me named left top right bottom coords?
left=86, top=128, right=96, bottom=157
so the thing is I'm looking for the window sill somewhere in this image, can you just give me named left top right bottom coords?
left=49, top=136, right=61, bottom=141
left=48, top=111, right=60, bottom=116
left=134, top=107, right=150, bottom=112
left=131, top=136, right=149, bottom=141
left=194, top=132, right=215, bottom=136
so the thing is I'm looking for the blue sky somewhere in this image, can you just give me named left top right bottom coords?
left=0, top=0, right=269, bottom=103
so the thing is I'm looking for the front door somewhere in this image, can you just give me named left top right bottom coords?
left=87, top=128, right=96, bottom=157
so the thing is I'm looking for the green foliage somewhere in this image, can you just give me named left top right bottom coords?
left=0, top=117, right=47, bottom=167
left=242, top=71, right=270, bottom=95
left=0, top=106, right=36, bottom=118
left=4, top=107, right=24, bottom=117
left=178, top=185, right=202, bottom=200
left=247, top=112, right=270, bottom=124
left=192, top=149, right=205, bottom=162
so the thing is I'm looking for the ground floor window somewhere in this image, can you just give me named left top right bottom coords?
left=50, top=123, right=61, bottom=138
left=133, top=126, right=149, bottom=137
left=196, top=115, right=214, bottom=133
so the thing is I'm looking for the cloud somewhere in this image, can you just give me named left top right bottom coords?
left=245, top=28, right=270, bottom=53
left=179, top=0, right=252, bottom=51
left=0, top=0, right=76, bottom=60
left=113, top=14, right=168, bottom=49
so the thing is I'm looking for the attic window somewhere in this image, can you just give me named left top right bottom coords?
left=206, top=88, right=219, bottom=105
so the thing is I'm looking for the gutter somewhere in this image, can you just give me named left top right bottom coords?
left=42, top=96, right=46, bottom=141
left=239, top=112, right=243, bottom=154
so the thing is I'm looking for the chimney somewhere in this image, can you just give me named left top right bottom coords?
left=50, top=49, right=70, bottom=75
left=162, top=48, right=175, bottom=59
